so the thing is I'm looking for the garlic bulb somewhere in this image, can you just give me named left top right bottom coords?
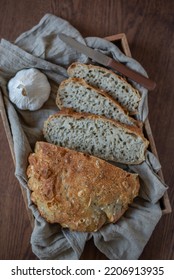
left=7, top=68, right=51, bottom=111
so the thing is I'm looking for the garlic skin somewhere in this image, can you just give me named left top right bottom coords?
left=7, top=68, right=51, bottom=111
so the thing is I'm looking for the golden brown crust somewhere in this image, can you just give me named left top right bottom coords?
left=27, top=141, right=140, bottom=232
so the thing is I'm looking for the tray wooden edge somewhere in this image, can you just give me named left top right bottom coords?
left=0, top=91, right=35, bottom=227
left=105, top=33, right=171, bottom=215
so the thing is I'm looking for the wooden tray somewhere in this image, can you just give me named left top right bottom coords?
left=0, top=33, right=171, bottom=230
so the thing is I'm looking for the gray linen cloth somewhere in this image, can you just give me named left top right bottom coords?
left=0, top=14, right=167, bottom=260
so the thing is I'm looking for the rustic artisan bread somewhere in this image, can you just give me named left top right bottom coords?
left=56, top=77, right=139, bottom=127
left=67, top=62, right=141, bottom=114
left=27, top=141, right=140, bottom=232
left=43, top=109, right=148, bottom=165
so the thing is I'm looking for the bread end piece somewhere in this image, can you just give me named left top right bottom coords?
left=27, top=141, right=140, bottom=232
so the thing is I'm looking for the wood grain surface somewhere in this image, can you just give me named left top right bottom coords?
left=0, top=0, right=173, bottom=260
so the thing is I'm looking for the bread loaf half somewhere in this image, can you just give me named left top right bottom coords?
left=56, top=77, right=139, bottom=127
left=27, top=141, right=140, bottom=232
left=67, top=62, right=141, bottom=114
left=43, top=109, right=149, bottom=165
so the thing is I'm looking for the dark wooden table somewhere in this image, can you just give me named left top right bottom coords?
left=0, top=0, right=173, bottom=260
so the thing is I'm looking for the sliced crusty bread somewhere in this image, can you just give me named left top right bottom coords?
left=43, top=109, right=149, bottom=165
left=67, top=62, right=141, bottom=114
left=27, top=141, right=140, bottom=232
left=56, top=77, right=139, bottom=127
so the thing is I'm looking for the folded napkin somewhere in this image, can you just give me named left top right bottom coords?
left=0, top=13, right=167, bottom=260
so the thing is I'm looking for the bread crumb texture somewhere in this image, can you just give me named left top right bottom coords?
left=67, top=63, right=141, bottom=114
left=56, top=77, right=138, bottom=126
left=43, top=110, right=148, bottom=165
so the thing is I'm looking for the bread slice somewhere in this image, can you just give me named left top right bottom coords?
left=43, top=109, right=149, bottom=165
left=27, top=141, right=140, bottom=232
left=67, top=62, right=141, bottom=114
left=56, top=77, right=139, bottom=127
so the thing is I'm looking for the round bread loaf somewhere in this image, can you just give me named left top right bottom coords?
left=27, top=141, right=140, bottom=232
